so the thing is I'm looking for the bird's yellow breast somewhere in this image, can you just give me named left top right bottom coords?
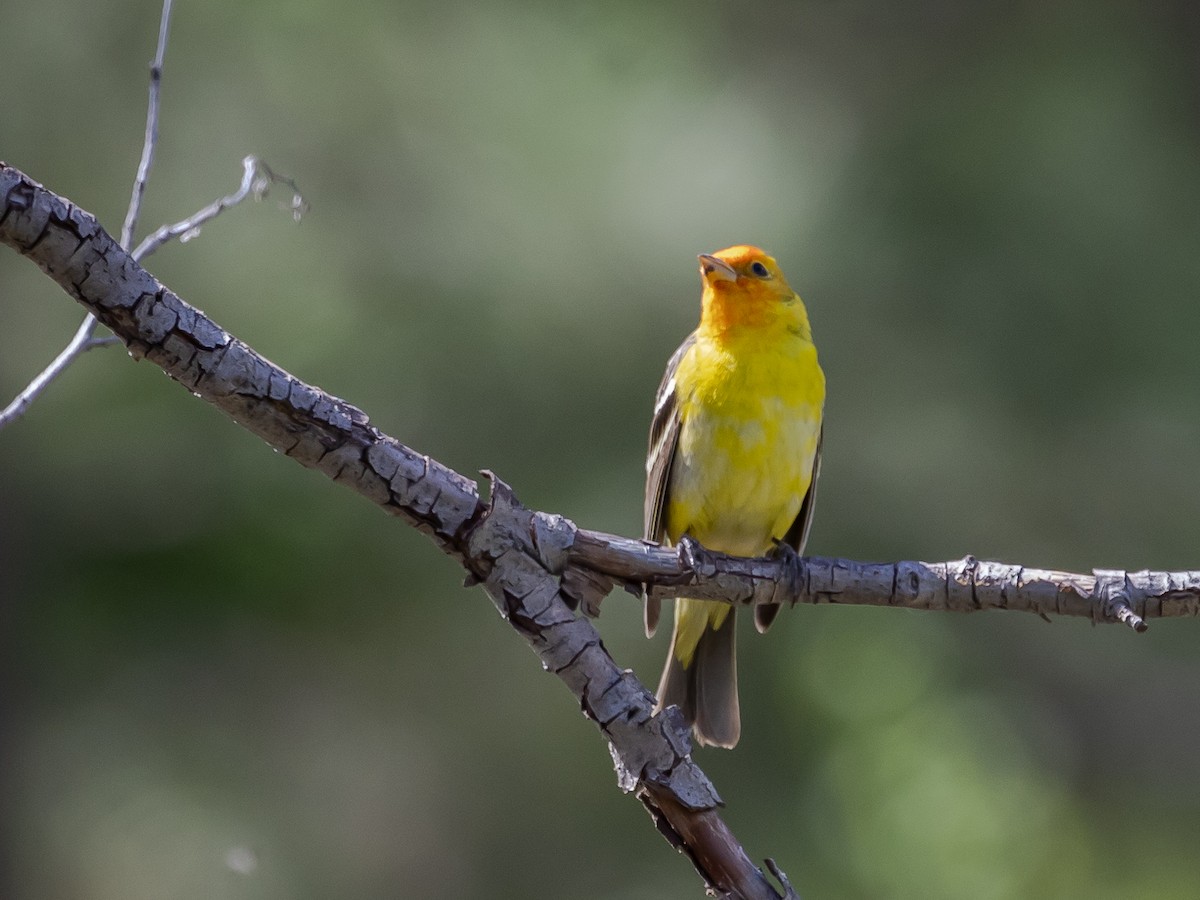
left=666, top=329, right=824, bottom=558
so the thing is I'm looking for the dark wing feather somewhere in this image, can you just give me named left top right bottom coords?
left=754, top=424, right=823, bottom=633
left=782, top=423, right=823, bottom=556
left=643, top=332, right=694, bottom=637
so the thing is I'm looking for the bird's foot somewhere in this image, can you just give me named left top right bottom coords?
left=755, top=540, right=804, bottom=631
left=768, top=539, right=805, bottom=603
left=677, top=534, right=718, bottom=579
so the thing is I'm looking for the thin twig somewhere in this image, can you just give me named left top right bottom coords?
left=0, top=318, right=116, bottom=427
left=121, top=0, right=174, bottom=250
left=132, top=156, right=307, bottom=263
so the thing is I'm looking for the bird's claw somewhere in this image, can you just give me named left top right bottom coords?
left=678, top=534, right=718, bottom=579
left=769, top=539, right=804, bottom=601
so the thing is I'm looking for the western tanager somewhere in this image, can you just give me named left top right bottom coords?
left=644, top=245, right=825, bottom=748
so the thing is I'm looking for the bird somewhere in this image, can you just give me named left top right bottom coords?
left=644, top=245, right=825, bottom=748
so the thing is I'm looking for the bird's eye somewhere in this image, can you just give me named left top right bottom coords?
left=750, top=261, right=770, bottom=278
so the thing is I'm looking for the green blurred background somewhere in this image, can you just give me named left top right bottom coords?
left=4, top=0, right=1200, bottom=897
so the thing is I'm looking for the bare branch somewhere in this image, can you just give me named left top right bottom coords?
left=132, top=156, right=307, bottom=263
left=568, top=529, right=1198, bottom=630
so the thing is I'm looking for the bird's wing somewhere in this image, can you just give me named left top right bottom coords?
left=642, top=332, right=694, bottom=637
left=754, top=424, right=823, bottom=633
left=783, top=423, right=823, bottom=557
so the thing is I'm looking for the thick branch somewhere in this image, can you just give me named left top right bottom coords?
left=0, top=162, right=792, bottom=898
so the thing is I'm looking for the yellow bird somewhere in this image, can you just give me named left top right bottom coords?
left=644, top=245, right=825, bottom=748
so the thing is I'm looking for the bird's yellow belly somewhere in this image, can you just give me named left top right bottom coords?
left=667, top=400, right=821, bottom=556
left=667, top=340, right=825, bottom=561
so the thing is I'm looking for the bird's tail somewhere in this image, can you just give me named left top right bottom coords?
left=655, top=599, right=740, bottom=748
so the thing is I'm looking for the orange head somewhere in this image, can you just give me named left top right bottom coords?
left=697, top=245, right=811, bottom=340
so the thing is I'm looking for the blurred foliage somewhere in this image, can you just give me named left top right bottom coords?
left=3, top=0, right=1200, bottom=897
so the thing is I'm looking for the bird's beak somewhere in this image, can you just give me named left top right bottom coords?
left=698, top=254, right=738, bottom=284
